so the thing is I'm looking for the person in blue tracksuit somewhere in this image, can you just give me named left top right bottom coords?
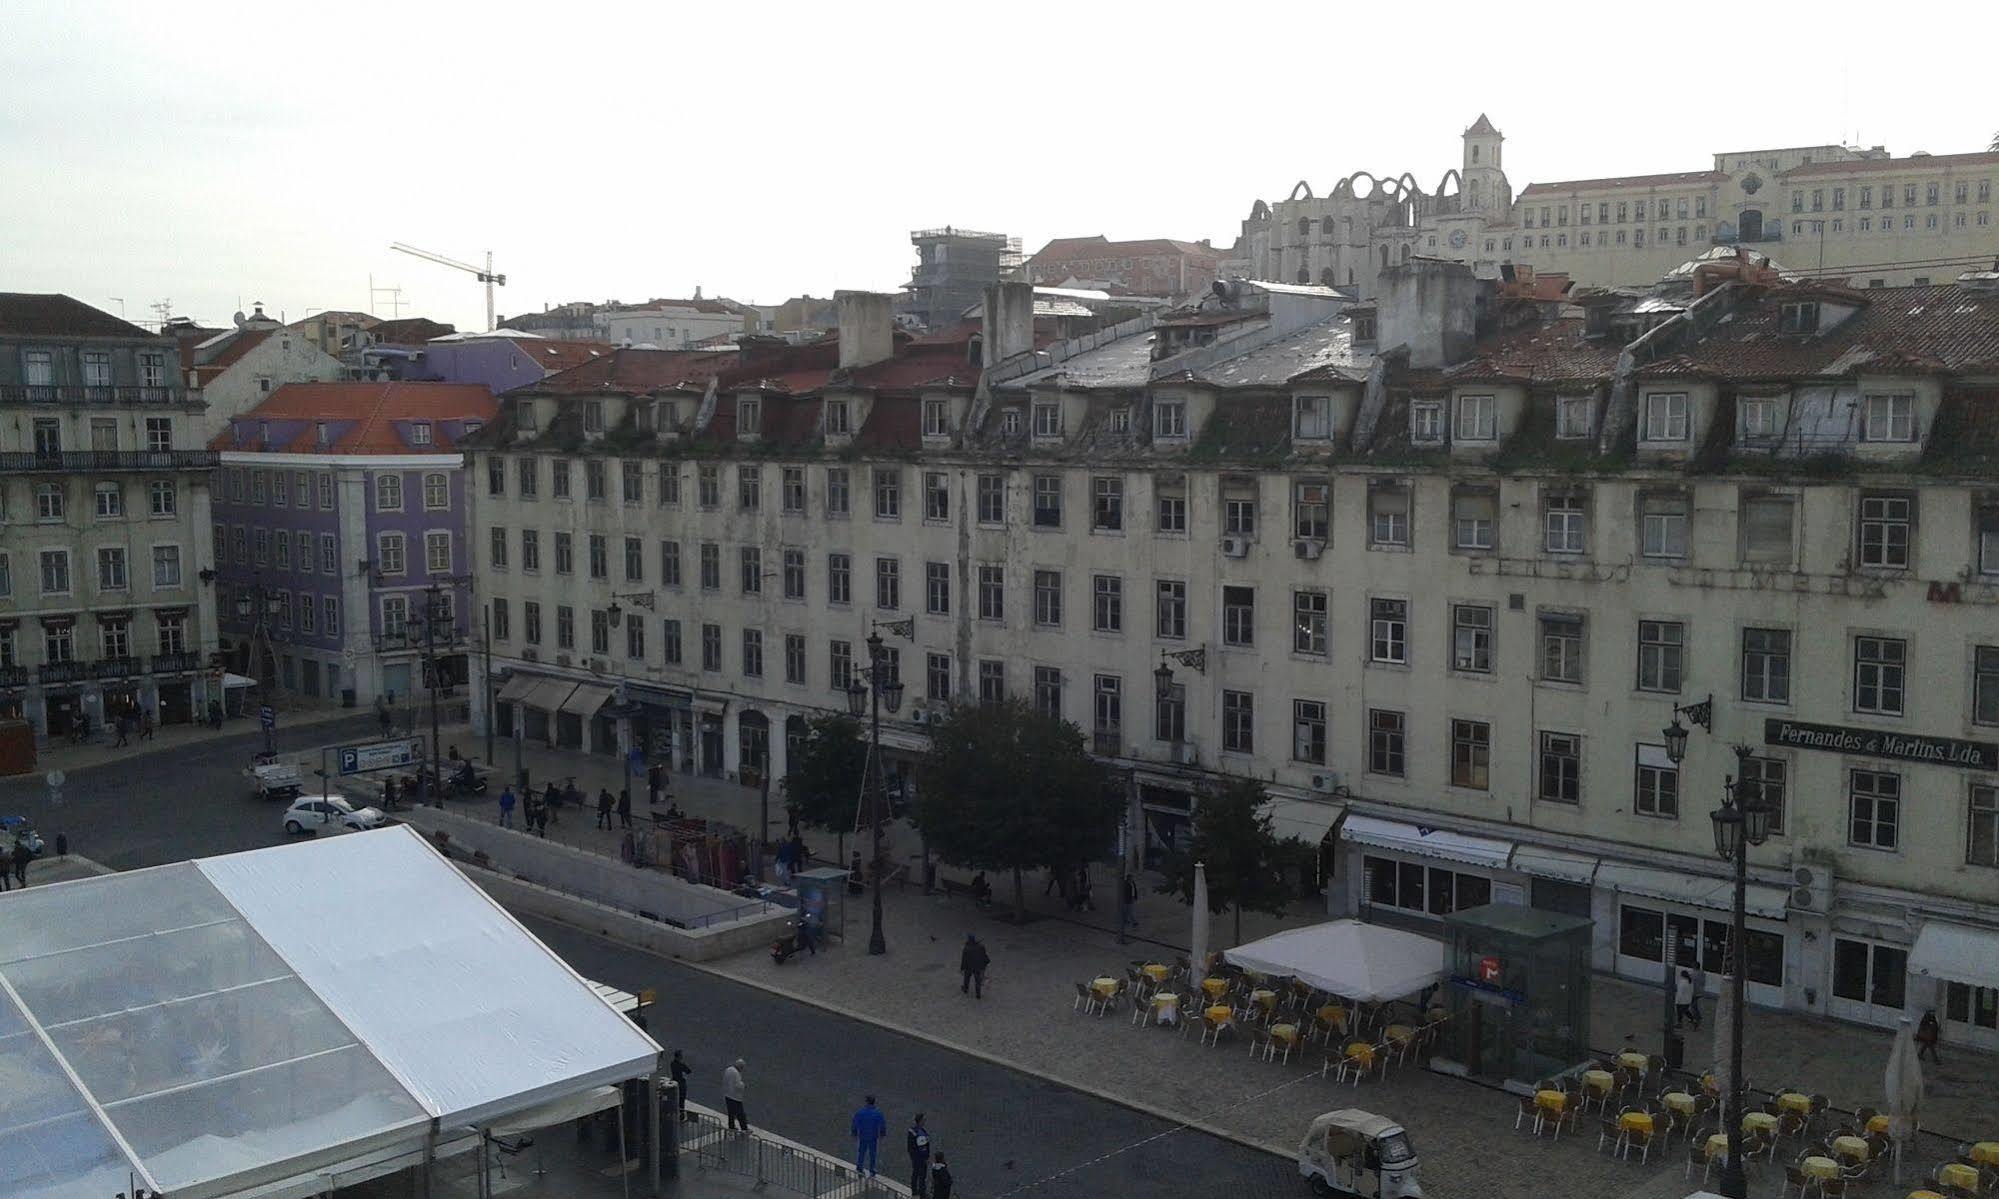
left=851, top=1095, right=887, bottom=1177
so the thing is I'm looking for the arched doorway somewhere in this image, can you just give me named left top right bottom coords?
left=1738, top=209, right=1764, bottom=242
left=1320, top=267, right=1338, bottom=287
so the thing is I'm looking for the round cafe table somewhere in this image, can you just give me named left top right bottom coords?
left=1250, top=988, right=1278, bottom=1012
left=1535, top=1089, right=1567, bottom=1116
left=1663, top=1091, right=1697, bottom=1116
left=1777, top=1091, right=1812, bottom=1115
left=1091, top=977, right=1118, bottom=999
left=1742, top=1111, right=1778, bottom=1136
left=1149, top=992, right=1180, bottom=1026
left=1346, top=1042, right=1376, bottom=1071
left=1204, top=1005, right=1234, bottom=1026
left=1705, top=1133, right=1730, bottom=1163
left=1141, top=963, right=1172, bottom=984
left=1801, top=1156, right=1840, bottom=1182
left=1906, top=1190, right=1945, bottom=1199
left=1201, top=977, right=1230, bottom=1000
left=1618, top=1110, right=1653, bottom=1135
left=1970, top=1142, right=1999, bottom=1166
left=1832, top=1134, right=1869, bottom=1163
left=1937, top=1162, right=1980, bottom=1192
left=1618, top=1051, right=1649, bottom=1072
left=1868, top=1114, right=1893, bottom=1135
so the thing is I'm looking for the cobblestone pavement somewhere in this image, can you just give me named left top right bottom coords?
left=467, top=735, right=1998, bottom=1198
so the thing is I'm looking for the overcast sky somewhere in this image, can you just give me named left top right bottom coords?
left=4, top=1, right=1993, bottom=333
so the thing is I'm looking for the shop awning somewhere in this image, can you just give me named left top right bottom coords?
left=1265, top=797, right=1345, bottom=845
left=496, top=674, right=540, bottom=705
left=1510, top=845, right=1600, bottom=885
left=523, top=680, right=577, bottom=712
left=876, top=726, right=934, bottom=754
left=1340, top=814, right=1513, bottom=869
left=1910, top=921, right=1999, bottom=991
left=222, top=672, right=257, bottom=689
left=559, top=683, right=615, bottom=719
left=1595, top=861, right=1789, bottom=919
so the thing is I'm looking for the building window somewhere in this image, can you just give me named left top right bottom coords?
left=1410, top=401, right=1443, bottom=444
left=735, top=397, right=760, bottom=437
left=1293, top=699, right=1327, bottom=764
left=1636, top=620, right=1686, bottom=694
left=930, top=653, right=955, bottom=703
left=1452, top=604, right=1492, bottom=673
left=622, top=535, right=643, bottom=582
left=978, top=564, right=1004, bottom=622
left=1969, top=784, right=1999, bottom=868
left=584, top=533, right=608, bottom=580
left=979, top=660, right=1006, bottom=705
left=589, top=609, right=611, bottom=655
left=1862, top=394, right=1915, bottom=442
left=1032, top=475, right=1062, bottom=528
left=780, top=466, right=805, bottom=514
left=1368, top=485, right=1409, bottom=548
left=700, top=624, right=722, bottom=672
left=1033, top=666, right=1063, bottom=720
left=96, top=546, right=127, bottom=590
left=924, top=471, right=949, bottom=522
left=1154, top=398, right=1186, bottom=439
left=1092, top=476, right=1123, bottom=531
left=922, top=398, right=948, bottom=438
left=1223, top=489, right=1256, bottom=537
left=1740, top=495, right=1794, bottom=565
left=1093, top=575, right=1122, bottom=633
left=740, top=629, right=763, bottom=678
left=1643, top=393, right=1689, bottom=441
left=1451, top=490, right=1495, bottom=551
left=487, top=458, right=506, bottom=497
left=696, top=465, right=720, bottom=509
left=1976, top=646, right=1999, bottom=726
left=733, top=465, right=759, bottom=511
left=1635, top=745, right=1679, bottom=818
left=1157, top=483, right=1187, bottom=534
left=522, top=601, right=542, bottom=646
left=692, top=542, right=715, bottom=590
left=1742, top=627, right=1792, bottom=704
left=825, top=400, right=850, bottom=436
left=976, top=473, right=1005, bottom=524
left=1555, top=396, right=1592, bottom=440
left=516, top=458, right=538, bottom=499
left=1221, top=690, right=1254, bottom=754
left=1858, top=491, right=1913, bottom=569
left=741, top=547, right=764, bottom=595
left=659, top=540, right=680, bottom=587
left=1452, top=394, right=1495, bottom=442
left=1366, top=709, right=1405, bottom=776
left=1539, top=613, right=1584, bottom=684
left=1849, top=769, right=1900, bottom=850
left=1543, top=493, right=1586, bottom=555
left=1033, top=569, right=1061, bottom=627
left=784, top=634, right=807, bottom=685
left=1853, top=635, right=1907, bottom=716
left=916, top=560, right=948, bottom=616
left=1369, top=598, right=1407, bottom=664
left=1155, top=580, right=1186, bottom=639
left=1539, top=732, right=1581, bottom=804
left=1450, top=719, right=1490, bottom=789
left=375, top=473, right=403, bottom=511
left=875, top=557, right=901, bottom=610
left=871, top=468, right=900, bottom=520
left=620, top=460, right=643, bottom=505
left=1293, top=481, right=1329, bottom=541
left=551, top=459, right=574, bottom=500
left=830, top=641, right=853, bottom=690
left=151, top=545, right=181, bottom=588
left=94, top=482, right=123, bottom=519
left=1640, top=493, right=1689, bottom=559
left=1155, top=683, right=1186, bottom=743
left=1294, top=394, right=1330, bottom=439
left=825, top=467, right=849, bottom=517
left=1294, top=590, right=1328, bottom=655
left=1092, top=674, right=1120, bottom=745
left=1032, top=402, right=1062, bottom=438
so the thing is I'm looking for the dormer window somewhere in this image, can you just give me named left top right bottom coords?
left=1108, top=406, right=1131, bottom=433
left=1741, top=397, right=1781, bottom=442
left=582, top=400, right=604, bottom=434
left=1642, top=393, right=1689, bottom=442
left=1294, top=394, right=1330, bottom=440
left=1452, top=394, right=1495, bottom=442
left=409, top=421, right=433, bottom=446
left=737, top=397, right=761, bottom=437
left=921, top=398, right=947, bottom=437
left=1032, top=401, right=1062, bottom=438
left=1352, top=313, right=1378, bottom=342
left=1410, top=400, right=1444, bottom=444
left=1001, top=409, right=1022, bottom=436
left=1555, top=396, right=1593, bottom=440
left=1153, top=399, right=1186, bottom=440
left=1778, top=301, right=1820, bottom=334
left=1861, top=394, right=1914, bottom=443
left=825, top=399, right=851, bottom=436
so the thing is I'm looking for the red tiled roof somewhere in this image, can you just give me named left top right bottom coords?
left=1439, top=317, right=1624, bottom=385
left=1645, top=282, right=1999, bottom=380
left=520, top=339, right=608, bottom=374
left=192, top=329, right=273, bottom=384
left=208, top=382, right=497, bottom=455
left=532, top=348, right=734, bottom=395
left=0, top=293, right=156, bottom=339
left=1781, top=151, right=1999, bottom=179
left=1030, top=235, right=1218, bottom=262
left=1519, top=169, right=1728, bottom=196
left=371, top=317, right=457, bottom=344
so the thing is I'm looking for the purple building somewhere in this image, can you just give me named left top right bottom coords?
left=210, top=382, right=497, bottom=705
left=377, top=330, right=608, bottom=393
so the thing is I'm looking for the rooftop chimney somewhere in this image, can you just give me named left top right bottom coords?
left=1375, top=258, right=1483, bottom=369
left=836, top=291, right=895, bottom=370
left=981, top=282, right=1035, bottom=367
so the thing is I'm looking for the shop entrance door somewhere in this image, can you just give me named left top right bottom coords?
left=1830, top=937, right=1907, bottom=1027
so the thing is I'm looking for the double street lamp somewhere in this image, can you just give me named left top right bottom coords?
left=845, top=622, right=909, bottom=956
left=1663, top=696, right=1771, bottom=1199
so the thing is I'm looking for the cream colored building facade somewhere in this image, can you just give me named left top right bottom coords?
left=1233, top=116, right=1999, bottom=296
left=465, top=276, right=1999, bottom=1044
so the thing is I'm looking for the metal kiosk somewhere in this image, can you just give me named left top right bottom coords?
left=1435, top=904, right=1593, bottom=1089
left=790, top=866, right=851, bottom=944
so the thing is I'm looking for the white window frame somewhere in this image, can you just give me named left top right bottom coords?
left=1643, top=392, right=1689, bottom=442
left=375, top=473, right=403, bottom=512
left=1452, top=394, right=1496, bottom=442
left=1861, top=394, right=1915, bottom=443
left=1555, top=396, right=1593, bottom=440
left=1410, top=400, right=1444, bottom=445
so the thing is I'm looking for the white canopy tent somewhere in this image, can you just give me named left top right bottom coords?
left=0, top=826, right=661, bottom=1199
left=1224, top=919, right=1447, bottom=1003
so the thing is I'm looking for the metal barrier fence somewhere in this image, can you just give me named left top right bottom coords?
left=679, top=1106, right=911, bottom=1198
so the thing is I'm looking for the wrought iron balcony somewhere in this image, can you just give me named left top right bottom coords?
left=0, top=666, right=27, bottom=688
left=0, top=449, right=216, bottom=472
left=151, top=651, right=203, bottom=673
left=92, top=656, right=144, bottom=680
left=0, top=385, right=187, bottom=405
left=1093, top=730, right=1124, bottom=757
left=37, top=661, right=90, bottom=684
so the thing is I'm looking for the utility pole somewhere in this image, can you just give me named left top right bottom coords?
left=480, top=611, right=494, bottom=767
left=425, top=581, right=443, bottom=805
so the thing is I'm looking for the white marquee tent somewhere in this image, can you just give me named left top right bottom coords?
left=1224, top=919, right=1447, bottom=1003
left=0, top=825, right=661, bottom=1199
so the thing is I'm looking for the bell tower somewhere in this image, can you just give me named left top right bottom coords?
left=1460, top=114, right=1511, bottom=219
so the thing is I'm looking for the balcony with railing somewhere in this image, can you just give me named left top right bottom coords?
left=1093, top=730, right=1124, bottom=757
left=0, top=384, right=187, bottom=406
left=151, top=651, right=203, bottom=674
left=0, top=666, right=27, bottom=688
left=0, top=449, right=216, bottom=472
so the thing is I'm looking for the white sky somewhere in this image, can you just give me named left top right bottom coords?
left=3, top=0, right=1994, bottom=333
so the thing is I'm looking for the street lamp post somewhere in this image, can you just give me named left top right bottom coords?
left=1663, top=700, right=1767, bottom=1199
left=233, top=577, right=286, bottom=751
left=846, top=627, right=906, bottom=957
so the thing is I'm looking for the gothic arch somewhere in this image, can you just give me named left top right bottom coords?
left=1286, top=181, right=1315, bottom=201
left=1249, top=199, right=1271, bottom=220
left=1435, top=168, right=1463, bottom=198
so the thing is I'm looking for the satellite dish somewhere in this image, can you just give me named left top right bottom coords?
left=232, top=310, right=247, bottom=327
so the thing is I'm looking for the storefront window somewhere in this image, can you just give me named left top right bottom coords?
left=1619, top=905, right=1664, bottom=962
left=1367, top=856, right=1488, bottom=917
left=1622, top=903, right=1781, bottom=986
left=1946, top=982, right=1999, bottom=1029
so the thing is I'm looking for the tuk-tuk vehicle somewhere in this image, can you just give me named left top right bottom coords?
left=249, top=759, right=304, bottom=801
left=1297, top=1109, right=1423, bottom=1197
left=0, top=815, right=45, bottom=858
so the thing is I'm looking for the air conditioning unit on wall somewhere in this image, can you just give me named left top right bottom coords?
left=1310, top=772, right=1342, bottom=793
left=1220, top=535, right=1250, bottom=558
left=1788, top=863, right=1834, bottom=914
left=1171, top=740, right=1198, bottom=765
left=1293, top=539, right=1325, bottom=560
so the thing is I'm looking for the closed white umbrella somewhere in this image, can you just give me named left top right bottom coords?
left=1884, top=1016, right=1924, bottom=1185
left=1710, top=983, right=1734, bottom=1105
left=1189, top=861, right=1210, bottom=984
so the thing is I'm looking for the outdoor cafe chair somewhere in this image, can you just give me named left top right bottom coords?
left=1198, top=1009, right=1232, bottom=1047
left=1245, top=1026, right=1274, bottom=1061
left=1597, top=1116, right=1624, bottom=1156
left=1514, top=1095, right=1540, bottom=1133
left=1073, top=982, right=1101, bottom=1015
left=1687, top=1130, right=1721, bottom=1186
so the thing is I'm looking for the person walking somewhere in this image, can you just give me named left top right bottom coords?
left=668, top=1050, right=693, bottom=1122
left=1118, top=872, right=1140, bottom=944
left=721, top=1059, right=748, bottom=1132
left=929, top=1152, right=953, bottom=1199
left=647, top=762, right=663, bottom=807
left=906, top=1113, right=932, bottom=1197
left=544, top=781, right=563, bottom=826
left=617, top=787, right=633, bottom=830
left=139, top=711, right=154, bottom=742
left=596, top=788, right=615, bottom=830
left=850, top=1095, right=886, bottom=1177
left=11, top=840, right=31, bottom=888
left=1673, top=968, right=1702, bottom=1030
left=960, top=933, right=990, bottom=999
left=114, top=712, right=130, bottom=748
left=497, top=786, right=516, bottom=829
left=1917, top=1008, right=1943, bottom=1063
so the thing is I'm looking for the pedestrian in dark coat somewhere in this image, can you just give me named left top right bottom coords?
left=11, top=841, right=30, bottom=888
left=668, top=1050, right=693, bottom=1121
left=960, top=933, right=990, bottom=998
left=647, top=762, right=663, bottom=806
left=597, top=788, right=615, bottom=830
left=617, top=787, right=633, bottom=829
left=1917, top=1009, right=1943, bottom=1063
left=929, top=1152, right=953, bottom=1199
left=907, top=1113, right=932, bottom=1197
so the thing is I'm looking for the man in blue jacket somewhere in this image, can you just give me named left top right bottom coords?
left=906, top=1112, right=932, bottom=1196
left=850, top=1095, right=887, bottom=1177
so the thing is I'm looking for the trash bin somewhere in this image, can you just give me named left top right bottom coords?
left=1664, top=1030, right=1685, bottom=1070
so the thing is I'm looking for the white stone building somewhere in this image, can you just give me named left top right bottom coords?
left=186, top=304, right=346, bottom=437
left=1232, top=115, right=1999, bottom=297
left=465, top=273, right=1999, bottom=1045
left=0, top=294, right=223, bottom=738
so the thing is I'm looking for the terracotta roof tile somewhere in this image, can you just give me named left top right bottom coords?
left=1649, top=283, right=1999, bottom=380
left=371, top=317, right=457, bottom=344
left=0, top=293, right=156, bottom=339
left=209, top=382, right=497, bottom=455
left=1519, top=169, right=1729, bottom=196
left=1781, top=151, right=1999, bottom=179
left=532, top=348, right=734, bottom=395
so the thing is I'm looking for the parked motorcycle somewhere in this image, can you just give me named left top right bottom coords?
left=769, top=923, right=816, bottom=965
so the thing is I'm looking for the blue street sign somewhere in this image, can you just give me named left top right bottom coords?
left=335, top=738, right=422, bottom=776
left=259, top=705, right=276, bottom=729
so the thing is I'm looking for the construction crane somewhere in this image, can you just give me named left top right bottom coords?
left=389, top=242, right=506, bottom=332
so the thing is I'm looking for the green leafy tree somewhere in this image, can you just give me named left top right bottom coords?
left=1155, top=775, right=1302, bottom=943
left=781, top=714, right=868, bottom=865
left=917, top=697, right=1116, bottom=922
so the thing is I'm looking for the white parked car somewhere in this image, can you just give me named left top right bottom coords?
left=282, top=795, right=385, bottom=836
